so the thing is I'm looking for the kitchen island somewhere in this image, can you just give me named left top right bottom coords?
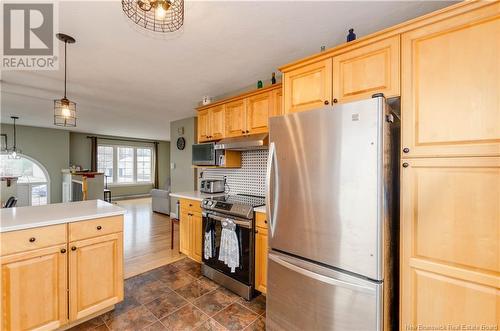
left=0, top=200, right=125, bottom=331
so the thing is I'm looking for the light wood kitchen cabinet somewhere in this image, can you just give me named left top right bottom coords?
left=197, top=105, right=225, bottom=143
left=179, top=208, right=191, bottom=255
left=210, top=105, right=226, bottom=140
left=332, top=35, right=400, bottom=104
left=69, top=232, right=124, bottom=321
left=197, top=84, right=282, bottom=140
left=401, top=4, right=500, bottom=158
left=1, top=244, right=68, bottom=331
left=254, top=212, right=268, bottom=294
left=400, top=157, right=500, bottom=326
left=0, top=214, right=124, bottom=331
left=246, top=92, right=272, bottom=134
left=283, top=58, right=332, bottom=113
left=225, top=99, right=247, bottom=138
left=191, top=212, right=203, bottom=262
left=197, top=109, right=210, bottom=142
left=271, top=88, right=283, bottom=117
left=179, top=198, right=203, bottom=262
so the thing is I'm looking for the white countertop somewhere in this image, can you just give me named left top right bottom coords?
left=0, top=199, right=125, bottom=233
left=169, top=191, right=226, bottom=202
left=170, top=191, right=266, bottom=213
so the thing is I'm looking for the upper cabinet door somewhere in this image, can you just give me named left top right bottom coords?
left=271, top=88, right=283, bottom=117
left=247, top=92, right=272, bottom=134
left=225, top=99, right=247, bottom=137
left=69, top=233, right=124, bottom=321
left=401, top=4, right=500, bottom=158
left=1, top=245, right=68, bottom=331
left=197, top=109, right=210, bottom=143
left=332, top=36, right=400, bottom=104
left=210, top=105, right=225, bottom=140
left=283, top=58, right=333, bottom=113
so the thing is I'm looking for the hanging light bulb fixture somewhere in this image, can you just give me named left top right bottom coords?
left=7, top=116, right=22, bottom=159
left=54, top=33, right=77, bottom=127
left=121, top=0, right=184, bottom=33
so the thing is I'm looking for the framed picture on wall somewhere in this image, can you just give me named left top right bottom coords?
left=1, top=134, right=7, bottom=151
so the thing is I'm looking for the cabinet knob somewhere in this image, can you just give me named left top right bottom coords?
left=403, top=148, right=410, bottom=153
left=241, top=130, right=245, bottom=134
left=71, top=246, right=77, bottom=251
left=333, top=98, right=338, bottom=104
left=246, top=130, right=249, bottom=134
left=264, top=220, right=268, bottom=224
left=402, top=162, right=409, bottom=168
left=255, top=230, right=258, bottom=234
left=29, top=237, right=36, bottom=243
left=97, top=225, right=102, bottom=230
left=60, top=248, right=66, bottom=254
left=324, top=100, right=329, bottom=105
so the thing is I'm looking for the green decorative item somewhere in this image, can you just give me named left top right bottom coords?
left=257, top=80, right=263, bottom=89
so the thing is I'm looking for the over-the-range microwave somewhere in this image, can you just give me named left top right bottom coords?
left=192, top=142, right=224, bottom=166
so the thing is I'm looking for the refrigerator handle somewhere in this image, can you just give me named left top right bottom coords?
left=269, top=253, right=377, bottom=294
left=266, top=142, right=278, bottom=237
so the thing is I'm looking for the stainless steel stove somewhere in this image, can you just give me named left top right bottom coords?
left=201, top=194, right=265, bottom=299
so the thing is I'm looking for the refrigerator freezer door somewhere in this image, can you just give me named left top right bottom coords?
left=267, top=251, right=382, bottom=331
left=267, top=98, right=385, bottom=280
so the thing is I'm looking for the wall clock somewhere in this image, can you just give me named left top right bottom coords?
left=176, top=137, right=186, bottom=150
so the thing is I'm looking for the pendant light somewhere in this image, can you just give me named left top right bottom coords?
left=7, top=116, right=22, bottom=159
left=54, top=33, right=77, bottom=127
left=122, top=0, right=184, bottom=33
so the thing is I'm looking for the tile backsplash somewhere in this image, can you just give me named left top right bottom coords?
left=199, top=150, right=268, bottom=197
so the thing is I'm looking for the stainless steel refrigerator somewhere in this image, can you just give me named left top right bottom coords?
left=266, top=96, right=399, bottom=331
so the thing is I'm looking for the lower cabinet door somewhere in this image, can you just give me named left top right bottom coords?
left=254, top=227, right=268, bottom=294
left=69, top=232, right=124, bottom=321
left=1, top=245, right=68, bottom=331
left=191, top=212, right=203, bottom=263
left=179, top=209, right=191, bottom=256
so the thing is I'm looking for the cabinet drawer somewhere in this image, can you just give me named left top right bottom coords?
left=180, top=199, right=202, bottom=213
left=1, top=224, right=67, bottom=256
left=69, top=216, right=123, bottom=242
left=255, top=212, right=268, bottom=229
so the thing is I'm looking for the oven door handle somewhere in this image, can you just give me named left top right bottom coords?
left=206, top=214, right=251, bottom=229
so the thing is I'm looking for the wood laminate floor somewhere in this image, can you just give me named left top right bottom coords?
left=117, top=198, right=183, bottom=279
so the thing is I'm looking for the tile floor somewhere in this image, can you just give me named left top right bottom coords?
left=69, top=258, right=266, bottom=331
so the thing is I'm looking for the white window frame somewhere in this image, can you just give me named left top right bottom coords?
left=97, top=145, right=114, bottom=183
left=97, top=144, right=154, bottom=187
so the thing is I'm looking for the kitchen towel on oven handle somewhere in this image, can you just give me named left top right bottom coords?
left=218, top=219, right=239, bottom=272
left=204, top=219, right=216, bottom=260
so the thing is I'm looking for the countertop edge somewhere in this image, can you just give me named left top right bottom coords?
left=0, top=210, right=125, bottom=233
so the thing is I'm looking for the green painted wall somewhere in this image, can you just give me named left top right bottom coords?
left=170, top=117, right=197, bottom=215
left=0, top=124, right=70, bottom=203
left=69, top=132, right=170, bottom=198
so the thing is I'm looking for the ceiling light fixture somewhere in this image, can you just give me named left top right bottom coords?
left=7, top=116, right=22, bottom=159
left=122, top=0, right=184, bottom=33
left=54, top=33, right=77, bottom=127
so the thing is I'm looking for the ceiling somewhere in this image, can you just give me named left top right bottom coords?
left=1, top=0, right=454, bottom=141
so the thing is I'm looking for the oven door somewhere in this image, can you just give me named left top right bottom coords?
left=202, top=212, right=253, bottom=285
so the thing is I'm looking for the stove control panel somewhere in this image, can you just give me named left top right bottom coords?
left=202, top=199, right=253, bottom=219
